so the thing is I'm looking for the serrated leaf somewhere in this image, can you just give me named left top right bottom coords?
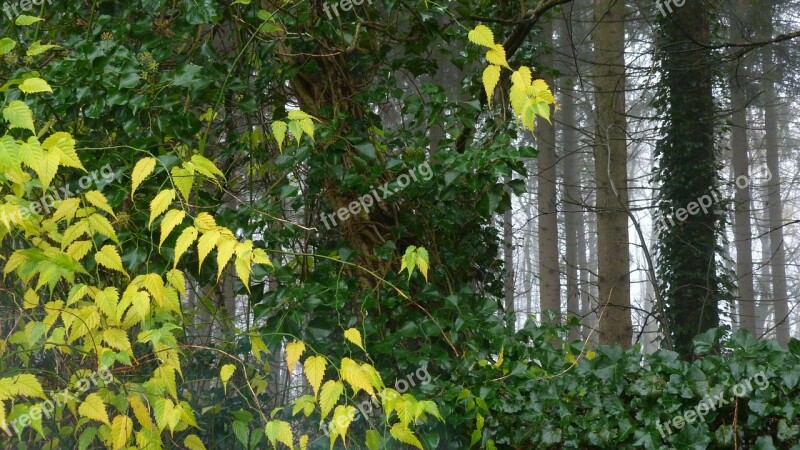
left=330, top=405, right=356, bottom=447
left=196, top=229, right=220, bottom=270
left=343, top=328, right=365, bottom=351
left=43, top=132, right=83, bottom=170
left=159, top=209, right=186, bottom=249
left=193, top=212, right=217, bottom=233
left=299, top=118, right=314, bottom=141
left=234, top=253, right=251, bottom=290
left=52, top=197, right=80, bottom=223
left=131, top=157, right=156, bottom=199
left=128, top=394, right=154, bottom=429
left=271, top=121, right=287, bottom=152
left=4, top=100, right=35, bottom=131
left=220, top=364, right=235, bottom=394
left=340, top=357, right=374, bottom=396
left=399, top=246, right=417, bottom=280
left=171, top=166, right=193, bottom=201
left=173, top=226, right=198, bottom=268
left=66, top=240, right=93, bottom=261
left=78, top=393, right=110, bottom=425
left=303, top=355, right=327, bottom=398
left=87, top=212, right=119, bottom=243
left=299, top=434, right=308, bottom=450
left=23, top=288, right=39, bottom=309
left=184, top=434, right=207, bottom=450
left=15, top=15, right=43, bottom=26
left=285, top=341, right=305, bottom=370
left=190, top=154, right=225, bottom=180
left=486, top=44, right=509, bottom=68
left=95, top=245, right=126, bottom=275
left=319, top=380, right=344, bottom=420
left=110, top=415, right=133, bottom=450
left=415, top=247, right=429, bottom=281
left=390, top=423, right=423, bottom=449
left=468, top=25, right=494, bottom=47
left=483, top=65, right=501, bottom=107
left=166, top=269, right=186, bottom=296
left=84, top=190, right=115, bottom=217
left=27, top=41, right=60, bottom=56
left=19, top=78, right=52, bottom=94
left=103, top=328, right=131, bottom=352
left=8, top=374, right=45, bottom=398
left=265, top=420, right=294, bottom=450
left=215, top=236, right=237, bottom=280
left=149, top=189, right=176, bottom=227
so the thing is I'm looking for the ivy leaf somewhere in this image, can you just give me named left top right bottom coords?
left=390, top=423, right=423, bottom=449
left=468, top=25, right=495, bottom=48
left=220, top=364, right=235, bottom=394
left=285, top=341, right=306, bottom=370
left=303, top=355, right=327, bottom=398
left=110, top=415, right=133, bottom=450
left=173, top=226, right=198, bottom=268
left=483, top=65, right=501, bottom=107
left=343, top=328, right=365, bottom=351
left=95, top=245, right=126, bottom=276
left=78, top=393, right=111, bottom=425
left=264, top=420, right=294, bottom=450
left=159, top=209, right=186, bottom=249
left=319, top=380, right=344, bottom=420
left=19, top=78, right=52, bottom=94
left=149, top=189, right=176, bottom=227
left=131, top=157, right=156, bottom=199
left=184, top=434, right=207, bottom=450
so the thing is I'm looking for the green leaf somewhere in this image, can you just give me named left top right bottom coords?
left=366, top=429, right=381, bottom=450
left=18, top=78, right=51, bottom=94
left=271, top=121, right=287, bottom=152
left=26, top=41, right=60, bottom=56
left=265, top=420, right=294, bottom=450
left=15, top=15, right=43, bottom=26
left=0, top=38, right=15, bottom=55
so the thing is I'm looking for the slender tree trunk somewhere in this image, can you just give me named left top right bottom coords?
left=504, top=176, right=516, bottom=317
left=592, top=0, right=632, bottom=347
left=537, top=20, right=561, bottom=322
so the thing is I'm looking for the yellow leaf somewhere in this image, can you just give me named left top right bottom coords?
left=128, top=394, right=154, bottom=429
left=586, top=350, right=597, bottom=361
left=319, top=380, right=344, bottom=420
left=87, top=213, right=119, bottom=244
left=3, top=100, right=35, bottom=132
left=66, top=240, right=93, bottom=261
left=171, top=166, right=193, bottom=201
left=23, top=288, right=39, bottom=309
left=95, top=245, right=127, bottom=276
left=264, top=420, right=294, bottom=450
left=159, top=209, right=186, bottom=249
left=486, top=44, right=509, bottom=68
left=19, top=77, right=52, bottom=94
left=196, top=228, right=221, bottom=270
left=173, top=226, right=198, bottom=268
left=52, top=197, right=81, bottom=223
left=166, top=269, right=186, bottom=297
left=483, top=65, right=501, bottom=107
left=493, top=345, right=504, bottom=369
left=390, top=423, right=423, bottom=449
left=299, top=435, right=308, bottom=450
left=42, top=132, right=84, bottom=170
left=184, top=434, right=207, bottom=450
left=303, top=355, right=327, bottom=398
left=215, top=235, right=237, bottom=280
left=103, top=328, right=132, bottom=352
left=234, top=253, right=251, bottom=291
left=340, top=357, right=374, bottom=396
left=511, top=66, right=533, bottom=88
left=468, top=25, right=495, bottom=48
left=131, top=157, right=157, bottom=199
left=271, top=121, right=287, bottom=152
left=251, top=248, right=272, bottom=267
left=299, top=118, right=314, bottom=141
left=190, top=154, right=225, bottom=180
left=329, top=405, right=356, bottom=447
left=8, top=374, right=46, bottom=398
left=78, top=393, right=110, bottom=425
left=110, top=414, right=133, bottom=450
left=343, top=328, right=365, bottom=351
left=149, top=189, right=176, bottom=227
left=285, top=341, right=306, bottom=370
left=84, top=190, right=115, bottom=217
left=193, top=212, right=216, bottom=233
left=220, top=364, right=235, bottom=394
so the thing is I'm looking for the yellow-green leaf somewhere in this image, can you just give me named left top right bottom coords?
left=23, top=288, right=39, bottom=309
left=78, top=393, right=111, bottom=425
left=468, top=25, right=494, bottom=48
left=340, top=357, right=374, bottom=396
left=220, top=364, right=235, bottom=394
left=131, top=157, right=156, bottom=199
left=166, top=269, right=186, bottom=297
left=103, top=328, right=131, bottom=352
left=486, top=44, right=509, bottom=68
left=343, top=328, right=365, bottom=351
left=285, top=341, right=305, bottom=370
left=173, top=226, right=198, bottom=268
left=215, top=235, right=237, bottom=280
left=149, top=189, right=176, bottom=227
left=129, top=395, right=154, bottom=429
left=43, top=132, right=83, bottom=170
left=193, top=212, right=217, bottom=233
left=264, top=420, right=294, bottom=450
left=330, top=405, right=356, bottom=447
left=159, top=209, right=186, bottom=249
left=196, top=229, right=220, bottom=270
left=390, top=423, right=423, bottom=449
left=15, top=15, right=43, bottom=26
left=171, top=166, right=193, bottom=201
left=110, top=415, right=133, bottom=450
left=190, top=154, right=225, bottom=180
left=84, top=190, right=115, bottom=217
left=19, top=78, right=52, bottom=94
left=299, top=435, right=308, bottom=450
left=271, top=121, right=287, bottom=152
left=26, top=41, right=60, bottom=56
left=303, top=355, right=327, bottom=398
left=319, top=380, right=343, bottom=420
left=184, top=434, right=207, bottom=450
left=95, top=245, right=126, bottom=276
left=9, top=374, right=45, bottom=398
left=483, top=65, right=501, bottom=107
left=3, top=100, right=35, bottom=131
